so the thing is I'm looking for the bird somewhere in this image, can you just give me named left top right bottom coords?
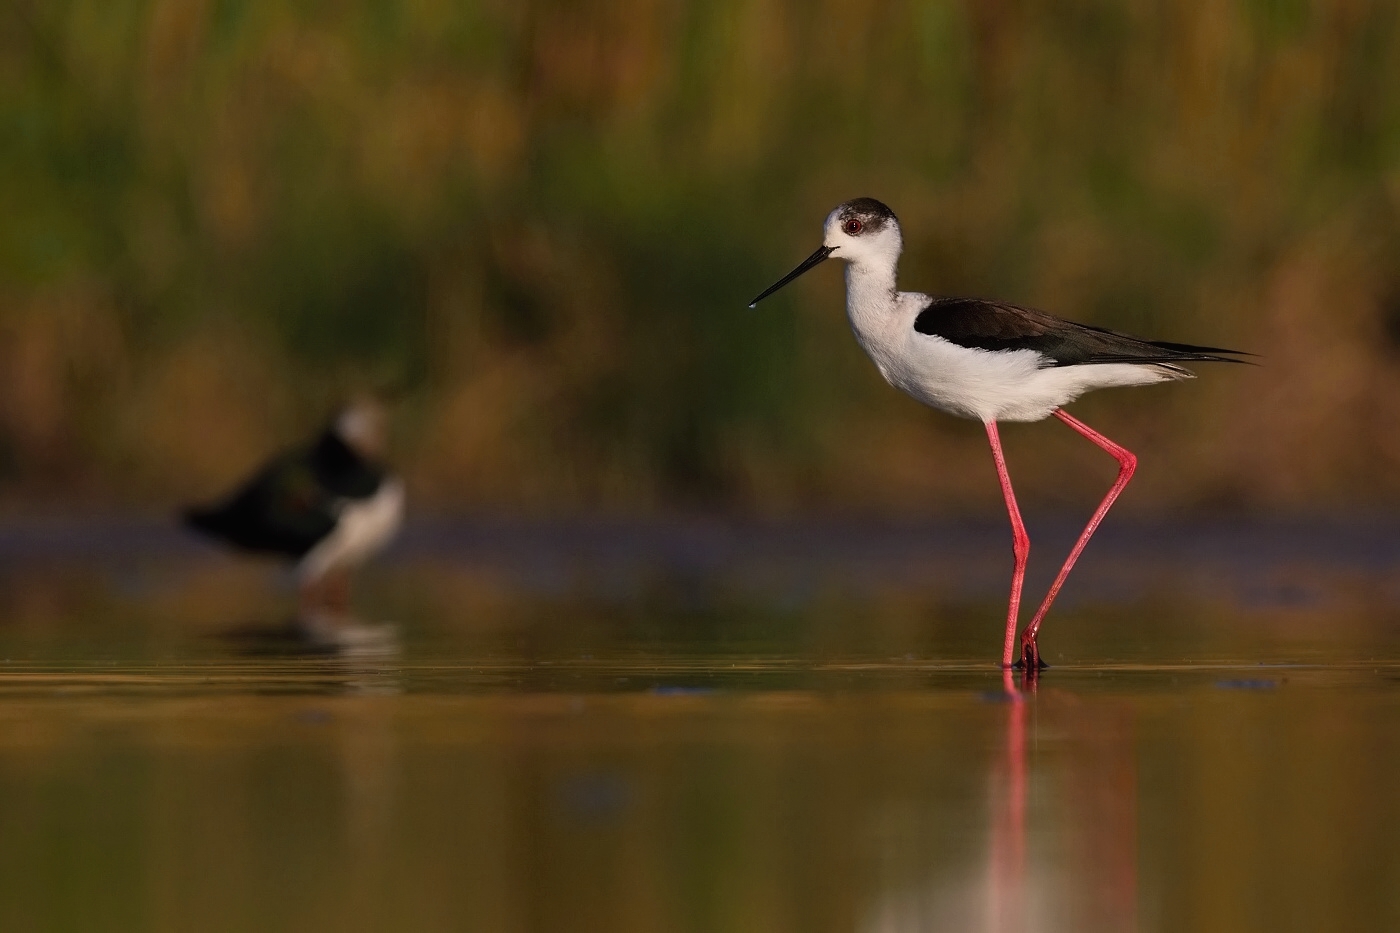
left=749, top=198, right=1248, bottom=671
left=183, top=397, right=404, bottom=639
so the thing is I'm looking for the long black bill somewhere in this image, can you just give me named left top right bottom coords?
left=748, top=245, right=834, bottom=308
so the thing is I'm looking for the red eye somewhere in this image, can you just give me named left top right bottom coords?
left=843, top=219, right=863, bottom=235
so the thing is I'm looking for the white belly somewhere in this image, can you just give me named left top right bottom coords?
left=298, top=478, right=405, bottom=581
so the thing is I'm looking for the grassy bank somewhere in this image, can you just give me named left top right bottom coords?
left=2, top=0, right=1399, bottom=513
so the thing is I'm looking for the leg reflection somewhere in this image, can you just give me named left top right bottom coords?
left=860, top=677, right=1138, bottom=932
left=985, top=674, right=1139, bottom=932
left=987, top=669, right=1028, bottom=932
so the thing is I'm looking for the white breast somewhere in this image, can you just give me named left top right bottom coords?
left=298, top=478, right=405, bottom=581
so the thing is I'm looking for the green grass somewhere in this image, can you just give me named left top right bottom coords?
left=1, top=0, right=1399, bottom=511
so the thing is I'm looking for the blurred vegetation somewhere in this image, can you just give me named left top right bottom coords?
left=2, top=0, right=1400, bottom=513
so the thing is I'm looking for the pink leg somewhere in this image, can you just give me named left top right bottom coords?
left=299, top=575, right=323, bottom=617
left=326, top=569, right=352, bottom=616
left=986, top=421, right=1030, bottom=668
left=1019, top=408, right=1137, bottom=670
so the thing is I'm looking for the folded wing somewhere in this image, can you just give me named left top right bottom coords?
left=184, top=453, right=339, bottom=558
left=913, top=297, right=1251, bottom=367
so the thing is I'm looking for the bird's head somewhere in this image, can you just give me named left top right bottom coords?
left=332, top=396, right=389, bottom=460
left=821, top=198, right=903, bottom=267
left=749, top=198, right=902, bottom=307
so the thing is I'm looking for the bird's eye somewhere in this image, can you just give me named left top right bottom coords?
left=843, top=219, right=863, bottom=235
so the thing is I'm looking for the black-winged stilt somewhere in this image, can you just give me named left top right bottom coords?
left=749, top=198, right=1248, bottom=671
left=183, top=397, right=404, bottom=633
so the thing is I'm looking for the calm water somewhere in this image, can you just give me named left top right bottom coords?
left=0, top=516, right=1398, bottom=932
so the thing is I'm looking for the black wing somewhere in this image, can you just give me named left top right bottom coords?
left=184, top=451, right=339, bottom=558
left=183, top=426, right=390, bottom=558
left=913, top=297, right=1251, bottom=367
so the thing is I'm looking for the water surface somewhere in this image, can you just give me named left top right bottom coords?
left=0, top=517, right=1397, bottom=931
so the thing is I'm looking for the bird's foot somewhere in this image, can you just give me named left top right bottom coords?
left=1015, top=634, right=1048, bottom=673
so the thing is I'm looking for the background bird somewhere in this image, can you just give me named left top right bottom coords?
left=750, top=198, right=1249, bottom=673
left=183, top=396, right=404, bottom=644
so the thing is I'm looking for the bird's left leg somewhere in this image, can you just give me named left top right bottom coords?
left=1019, top=408, right=1137, bottom=670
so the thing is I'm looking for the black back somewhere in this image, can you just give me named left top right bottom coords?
left=913, top=297, right=1250, bottom=366
left=184, top=429, right=387, bottom=559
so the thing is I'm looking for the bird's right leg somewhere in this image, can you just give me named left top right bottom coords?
left=1018, top=408, right=1136, bottom=671
left=327, top=569, right=352, bottom=617
left=986, top=421, right=1030, bottom=668
left=298, top=574, right=324, bottom=618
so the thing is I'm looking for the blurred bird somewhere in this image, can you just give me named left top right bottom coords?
left=749, top=198, right=1248, bottom=672
left=183, top=397, right=404, bottom=633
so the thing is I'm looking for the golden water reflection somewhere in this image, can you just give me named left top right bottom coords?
left=0, top=662, right=1397, bottom=931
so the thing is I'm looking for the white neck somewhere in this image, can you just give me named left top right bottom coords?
left=843, top=258, right=900, bottom=333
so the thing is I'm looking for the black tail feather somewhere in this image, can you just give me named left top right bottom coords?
left=1147, top=340, right=1257, bottom=361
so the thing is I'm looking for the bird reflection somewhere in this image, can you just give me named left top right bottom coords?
left=985, top=674, right=1139, bottom=932
left=217, top=611, right=400, bottom=666
left=862, top=674, right=1138, bottom=932
left=986, top=669, right=1029, bottom=932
